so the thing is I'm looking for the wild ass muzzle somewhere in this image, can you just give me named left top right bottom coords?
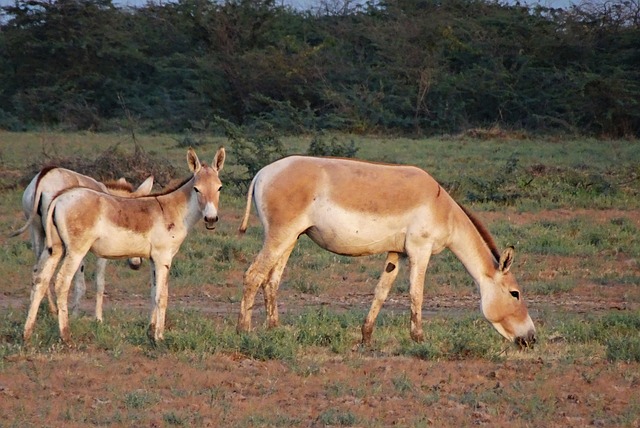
left=237, top=156, right=536, bottom=349
left=10, top=167, right=154, bottom=321
left=23, top=147, right=225, bottom=344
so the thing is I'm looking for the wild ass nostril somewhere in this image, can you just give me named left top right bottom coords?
left=206, top=215, right=218, bottom=223
left=515, top=331, right=536, bottom=350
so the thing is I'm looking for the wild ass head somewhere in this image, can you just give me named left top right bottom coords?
left=481, top=247, right=536, bottom=349
left=188, top=147, right=225, bottom=230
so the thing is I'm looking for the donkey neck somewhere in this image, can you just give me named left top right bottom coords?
left=155, top=176, right=201, bottom=231
left=447, top=205, right=499, bottom=287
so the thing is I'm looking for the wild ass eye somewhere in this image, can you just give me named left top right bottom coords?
left=218, top=185, right=223, bottom=192
left=510, top=290, right=520, bottom=300
left=193, top=187, right=201, bottom=194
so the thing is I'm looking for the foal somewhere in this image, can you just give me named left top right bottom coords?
left=11, top=167, right=154, bottom=320
left=23, top=148, right=225, bottom=343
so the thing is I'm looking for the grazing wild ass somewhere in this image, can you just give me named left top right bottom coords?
left=23, top=148, right=225, bottom=343
left=10, top=167, right=154, bottom=321
left=238, top=156, right=536, bottom=348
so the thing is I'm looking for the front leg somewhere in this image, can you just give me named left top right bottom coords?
left=361, top=252, right=400, bottom=345
left=70, top=260, right=87, bottom=318
left=407, top=250, right=432, bottom=343
left=55, top=253, right=86, bottom=343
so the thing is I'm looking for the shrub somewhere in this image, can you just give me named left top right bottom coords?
left=306, top=134, right=359, bottom=158
left=214, top=116, right=288, bottom=193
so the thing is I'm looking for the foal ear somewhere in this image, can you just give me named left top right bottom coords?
left=212, top=147, right=226, bottom=172
left=132, top=175, right=154, bottom=196
left=499, top=246, right=515, bottom=273
left=187, top=148, right=202, bottom=173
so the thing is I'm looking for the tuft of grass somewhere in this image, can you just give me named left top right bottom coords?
left=237, top=329, right=298, bottom=362
left=316, top=408, right=359, bottom=426
left=391, top=372, right=414, bottom=396
left=400, top=315, right=503, bottom=361
left=123, top=389, right=159, bottom=410
left=606, top=336, right=640, bottom=362
left=293, top=308, right=359, bottom=353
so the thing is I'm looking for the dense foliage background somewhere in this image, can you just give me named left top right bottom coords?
left=0, top=0, right=638, bottom=136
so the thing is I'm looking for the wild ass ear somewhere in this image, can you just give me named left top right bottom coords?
left=212, top=147, right=226, bottom=172
left=131, top=176, right=154, bottom=196
left=187, top=148, right=202, bottom=173
left=499, top=246, right=515, bottom=273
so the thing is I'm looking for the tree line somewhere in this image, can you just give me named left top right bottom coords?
left=1, top=0, right=638, bottom=137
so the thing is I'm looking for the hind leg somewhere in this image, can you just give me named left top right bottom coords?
left=93, top=258, right=108, bottom=322
left=263, top=242, right=296, bottom=329
left=55, top=252, right=88, bottom=343
left=361, top=252, right=400, bottom=345
left=238, top=237, right=298, bottom=333
left=31, top=224, right=58, bottom=315
left=70, top=260, right=87, bottom=317
left=24, top=245, right=63, bottom=341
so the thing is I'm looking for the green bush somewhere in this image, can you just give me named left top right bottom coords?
left=306, top=134, right=359, bottom=158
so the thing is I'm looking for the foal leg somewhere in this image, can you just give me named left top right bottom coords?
left=263, top=243, right=296, bottom=329
left=361, top=252, right=400, bottom=345
left=24, top=246, right=63, bottom=341
left=70, top=260, right=87, bottom=317
left=55, top=253, right=86, bottom=343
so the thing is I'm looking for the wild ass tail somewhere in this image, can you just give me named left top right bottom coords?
left=8, top=176, right=46, bottom=238
left=44, top=195, right=60, bottom=253
left=238, top=176, right=257, bottom=234
left=8, top=215, right=33, bottom=238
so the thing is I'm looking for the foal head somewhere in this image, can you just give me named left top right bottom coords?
left=481, top=247, right=537, bottom=349
left=187, top=147, right=225, bottom=230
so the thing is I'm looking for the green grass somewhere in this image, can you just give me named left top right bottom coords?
left=2, top=132, right=640, bottom=209
left=6, top=307, right=639, bottom=364
left=490, top=217, right=640, bottom=257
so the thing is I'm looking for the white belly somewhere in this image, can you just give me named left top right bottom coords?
left=91, top=226, right=151, bottom=259
left=305, top=204, right=415, bottom=256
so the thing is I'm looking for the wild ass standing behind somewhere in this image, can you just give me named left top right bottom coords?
left=23, top=147, right=225, bottom=343
left=237, top=156, right=536, bottom=348
left=10, top=167, right=154, bottom=321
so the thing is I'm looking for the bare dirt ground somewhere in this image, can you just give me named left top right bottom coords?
left=1, top=208, right=639, bottom=427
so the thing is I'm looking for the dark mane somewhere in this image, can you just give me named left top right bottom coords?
left=152, top=175, right=193, bottom=196
left=457, top=203, right=501, bottom=262
left=104, top=180, right=134, bottom=193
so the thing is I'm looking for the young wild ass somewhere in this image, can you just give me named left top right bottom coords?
left=23, top=148, right=225, bottom=343
left=11, top=167, right=155, bottom=320
left=237, top=156, right=536, bottom=348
